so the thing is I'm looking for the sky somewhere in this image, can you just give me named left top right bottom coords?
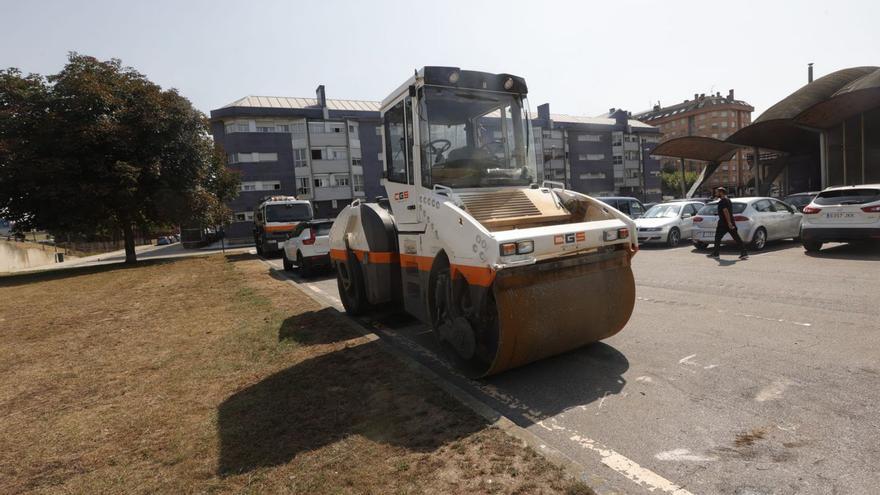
left=2, top=0, right=878, bottom=118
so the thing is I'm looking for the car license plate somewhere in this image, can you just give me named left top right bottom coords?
left=825, top=212, right=855, bottom=219
left=702, top=232, right=714, bottom=238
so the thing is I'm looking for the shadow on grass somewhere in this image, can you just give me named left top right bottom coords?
left=278, top=308, right=361, bottom=345
left=224, top=252, right=258, bottom=263
left=0, top=258, right=177, bottom=288
left=216, top=341, right=485, bottom=476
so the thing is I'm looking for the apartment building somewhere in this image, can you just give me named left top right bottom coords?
left=634, top=90, right=754, bottom=193
left=210, top=86, right=383, bottom=240
left=533, top=104, right=663, bottom=201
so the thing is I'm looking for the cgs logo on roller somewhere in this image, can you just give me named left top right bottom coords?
left=393, top=191, right=409, bottom=201
left=554, top=232, right=586, bottom=245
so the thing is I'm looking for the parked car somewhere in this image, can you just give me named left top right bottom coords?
left=635, top=201, right=705, bottom=247
left=800, top=184, right=880, bottom=252
left=783, top=191, right=820, bottom=212
left=597, top=196, right=647, bottom=219
left=692, top=197, right=803, bottom=251
left=282, top=219, right=334, bottom=276
left=157, top=236, right=171, bottom=246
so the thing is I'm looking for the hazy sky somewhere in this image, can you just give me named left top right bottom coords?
left=2, top=0, right=877, bottom=118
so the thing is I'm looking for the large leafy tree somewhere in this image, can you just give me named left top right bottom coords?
left=0, top=53, right=238, bottom=263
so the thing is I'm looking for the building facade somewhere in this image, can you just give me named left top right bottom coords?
left=211, top=91, right=664, bottom=241
left=210, top=87, right=384, bottom=240
left=533, top=104, right=663, bottom=201
left=634, top=91, right=754, bottom=193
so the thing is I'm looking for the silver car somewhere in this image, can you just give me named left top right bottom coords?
left=692, top=197, right=803, bottom=251
left=635, top=201, right=705, bottom=247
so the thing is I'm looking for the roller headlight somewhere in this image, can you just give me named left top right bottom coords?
left=500, top=240, right=534, bottom=256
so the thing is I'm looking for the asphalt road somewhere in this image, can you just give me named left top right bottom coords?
left=265, top=240, right=880, bottom=495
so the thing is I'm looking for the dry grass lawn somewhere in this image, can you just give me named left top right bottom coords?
left=0, top=254, right=593, bottom=494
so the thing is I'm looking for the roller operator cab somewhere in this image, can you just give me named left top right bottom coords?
left=329, top=67, right=638, bottom=377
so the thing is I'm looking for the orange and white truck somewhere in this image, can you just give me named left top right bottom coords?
left=252, top=196, right=313, bottom=255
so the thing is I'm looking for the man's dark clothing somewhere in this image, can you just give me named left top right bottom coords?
left=712, top=197, right=748, bottom=256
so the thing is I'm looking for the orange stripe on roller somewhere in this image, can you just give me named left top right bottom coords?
left=331, top=248, right=399, bottom=264
left=400, top=254, right=434, bottom=271
left=451, top=264, right=495, bottom=287
left=264, top=223, right=298, bottom=233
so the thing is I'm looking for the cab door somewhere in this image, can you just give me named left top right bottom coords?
left=382, top=96, right=421, bottom=226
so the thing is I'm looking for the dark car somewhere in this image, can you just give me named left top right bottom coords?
left=783, top=191, right=819, bottom=212
left=597, top=196, right=647, bottom=219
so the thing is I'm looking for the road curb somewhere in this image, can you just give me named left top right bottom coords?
left=256, top=258, right=619, bottom=494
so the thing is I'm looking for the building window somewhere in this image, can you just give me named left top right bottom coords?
left=297, top=177, right=310, bottom=196
left=328, top=147, right=348, bottom=160
left=577, top=134, right=602, bottom=142
left=240, top=181, right=281, bottom=192
left=308, top=122, right=325, bottom=135
left=578, top=153, right=605, bottom=161
left=293, top=149, right=308, bottom=168
left=291, top=122, right=307, bottom=137
left=311, top=148, right=323, bottom=160
left=613, top=155, right=623, bottom=165
left=611, top=132, right=623, bottom=146
left=327, top=122, right=344, bottom=133
left=234, top=211, right=255, bottom=222
left=313, top=175, right=330, bottom=188
left=353, top=174, right=364, bottom=192
left=333, top=174, right=351, bottom=186
left=579, top=172, right=606, bottom=180
left=352, top=158, right=362, bottom=167
left=256, top=125, right=275, bottom=133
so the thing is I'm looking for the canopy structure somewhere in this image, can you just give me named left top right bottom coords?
left=649, top=66, right=880, bottom=194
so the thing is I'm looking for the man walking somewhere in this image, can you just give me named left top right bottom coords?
left=708, top=187, right=748, bottom=260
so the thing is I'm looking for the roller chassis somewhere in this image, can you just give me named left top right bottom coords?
left=329, top=186, right=637, bottom=377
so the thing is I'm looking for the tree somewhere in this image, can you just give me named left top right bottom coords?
left=661, top=169, right=700, bottom=197
left=0, top=53, right=238, bottom=263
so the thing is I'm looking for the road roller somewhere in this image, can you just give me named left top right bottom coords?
left=329, top=67, right=638, bottom=377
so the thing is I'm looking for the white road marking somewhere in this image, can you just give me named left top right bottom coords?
left=703, top=364, right=719, bottom=370
left=678, top=354, right=698, bottom=365
left=655, top=449, right=718, bottom=462
left=755, top=379, right=793, bottom=402
left=733, top=312, right=811, bottom=327
left=567, top=431, right=695, bottom=495
left=636, top=376, right=654, bottom=383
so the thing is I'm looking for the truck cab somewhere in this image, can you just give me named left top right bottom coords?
left=253, top=196, right=313, bottom=255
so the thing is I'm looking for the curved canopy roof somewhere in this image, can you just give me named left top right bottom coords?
left=651, top=136, right=741, bottom=162
left=655, top=66, right=880, bottom=159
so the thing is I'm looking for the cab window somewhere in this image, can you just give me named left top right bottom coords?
left=384, top=99, right=409, bottom=183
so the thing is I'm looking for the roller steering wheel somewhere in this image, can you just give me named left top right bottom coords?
left=427, top=139, right=452, bottom=155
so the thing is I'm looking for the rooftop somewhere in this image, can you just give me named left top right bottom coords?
left=634, top=91, right=754, bottom=122
left=221, top=95, right=381, bottom=112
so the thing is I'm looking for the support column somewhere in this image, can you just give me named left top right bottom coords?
left=753, top=146, right=761, bottom=193
left=679, top=157, right=687, bottom=198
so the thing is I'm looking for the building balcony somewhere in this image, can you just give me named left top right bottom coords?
left=313, top=186, right=353, bottom=201
left=309, top=133, right=348, bottom=147
left=311, top=159, right=350, bottom=174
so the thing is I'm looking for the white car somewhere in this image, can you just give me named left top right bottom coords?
left=635, top=201, right=705, bottom=247
left=692, top=197, right=803, bottom=251
left=282, top=219, right=333, bottom=276
left=800, top=184, right=880, bottom=252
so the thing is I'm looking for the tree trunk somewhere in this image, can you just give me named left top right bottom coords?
left=123, top=223, right=137, bottom=264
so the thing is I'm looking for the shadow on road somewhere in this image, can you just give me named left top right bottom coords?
left=215, top=340, right=485, bottom=475
left=804, top=241, right=880, bottom=261
left=482, top=342, right=630, bottom=426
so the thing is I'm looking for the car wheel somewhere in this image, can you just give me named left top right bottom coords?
left=694, top=241, right=708, bottom=250
left=336, top=254, right=368, bottom=315
left=666, top=228, right=681, bottom=248
left=751, top=227, right=767, bottom=251
left=297, top=251, right=312, bottom=278
left=282, top=251, right=293, bottom=271
left=255, top=239, right=263, bottom=256
left=803, top=240, right=822, bottom=253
